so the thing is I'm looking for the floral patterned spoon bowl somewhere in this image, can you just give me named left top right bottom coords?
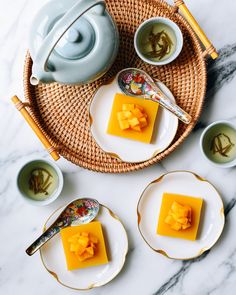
left=26, top=198, right=100, bottom=256
left=117, top=68, right=192, bottom=124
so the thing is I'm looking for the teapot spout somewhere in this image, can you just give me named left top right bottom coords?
left=30, top=75, right=40, bottom=86
left=30, top=65, right=54, bottom=85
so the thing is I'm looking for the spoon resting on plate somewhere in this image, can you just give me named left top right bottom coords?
left=117, top=68, right=192, bottom=124
left=26, top=198, right=100, bottom=256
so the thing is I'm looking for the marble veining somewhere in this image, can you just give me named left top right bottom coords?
left=1, top=0, right=236, bottom=295
left=194, top=42, right=236, bottom=131
left=153, top=198, right=236, bottom=295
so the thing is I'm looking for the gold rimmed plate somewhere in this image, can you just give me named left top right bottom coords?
left=40, top=202, right=128, bottom=290
left=89, top=73, right=178, bottom=163
left=137, top=171, right=225, bottom=260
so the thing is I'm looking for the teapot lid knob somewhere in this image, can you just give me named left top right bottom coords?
left=65, top=28, right=81, bottom=43
left=55, top=17, right=95, bottom=60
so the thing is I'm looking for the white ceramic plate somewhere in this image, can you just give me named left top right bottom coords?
left=89, top=74, right=178, bottom=163
left=40, top=204, right=128, bottom=290
left=137, top=171, right=225, bottom=260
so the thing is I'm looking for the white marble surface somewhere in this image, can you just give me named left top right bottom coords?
left=1, top=0, right=236, bottom=294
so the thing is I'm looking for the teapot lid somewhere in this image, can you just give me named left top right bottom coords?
left=55, top=17, right=95, bottom=60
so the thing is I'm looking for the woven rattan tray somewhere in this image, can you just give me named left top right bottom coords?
left=22, top=0, right=213, bottom=173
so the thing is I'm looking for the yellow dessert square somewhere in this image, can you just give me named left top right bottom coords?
left=157, top=193, right=203, bottom=241
left=107, top=93, right=159, bottom=143
left=60, top=221, right=108, bottom=270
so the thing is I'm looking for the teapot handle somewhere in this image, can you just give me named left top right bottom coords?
left=32, top=0, right=105, bottom=78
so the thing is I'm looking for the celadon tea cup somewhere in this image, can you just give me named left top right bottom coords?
left=200, top=120, right=236, bottom=168
left=134, top=17, right=183, bottom=65
left=17, top=159, right=64, bottom=206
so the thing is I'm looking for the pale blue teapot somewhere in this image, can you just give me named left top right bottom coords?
left=29, top=0, right=119, bottom=85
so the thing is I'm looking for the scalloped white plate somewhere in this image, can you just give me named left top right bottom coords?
left=137, top=171, right=225, bottom=260
left=40, top=203, right=128, bottom=290
left=89, top=74, right=178, bottom=163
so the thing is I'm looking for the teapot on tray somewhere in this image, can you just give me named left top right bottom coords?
left=29, top=0, right=119, bottom=85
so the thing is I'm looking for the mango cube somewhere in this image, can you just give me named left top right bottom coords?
left=128, top=117, right=140, bottom=127
left=157, top=193, right=203, bottom=241
left=60, top=221, right=108, bottom=270
left=164, top=201, right=192, bottom=231
left=132, top=108, right=144, bottom=118
left=78, top=236, right=89, bottom=248
left=132, top=126, right=141, bottom=132
left=123, top=111, right=133, bottom=118
left=117, top=104, right=148, bottom=131
left=117, top=112, right=127, bottom=121
left=119, top=119, right=130, bottom=130
left=139, top=117, right=148, bottom=128
left=122, top=104, right=135, bottom=111
left=68, top=231, right=97, bottom=262
left=107, top=93, right=159, bottom=143
left=135, top=104, right=144, bottom=111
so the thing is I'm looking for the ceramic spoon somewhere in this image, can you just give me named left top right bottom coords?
left=26, top=198, right=100, bottom=256
left=117, top=68, right=192, bottom=124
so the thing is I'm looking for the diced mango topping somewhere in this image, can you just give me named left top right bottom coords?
left=68, top=231, right=99, bottom=262
left=117, top=104, right=148, bottom=132
left=164, top=201, right=192, bottom=231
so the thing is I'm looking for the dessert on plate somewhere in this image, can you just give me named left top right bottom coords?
left=60, top=221, right=108, bottom=270
left=107, top=93, right=159, bottom=143
left=157, top=192, right=203, bottom=241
